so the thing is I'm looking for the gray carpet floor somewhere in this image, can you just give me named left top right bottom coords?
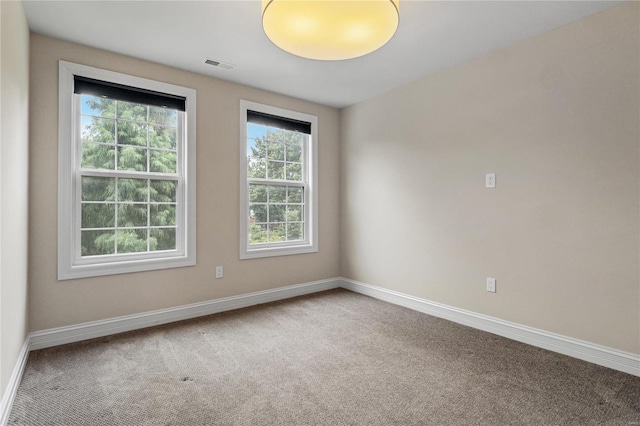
left=8, top=289, right=640, bottom=425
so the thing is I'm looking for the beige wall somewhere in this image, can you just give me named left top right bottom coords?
left=1, top=0, right=30, bottom=399
left=29, top=34, right=341, bottom=331
left=340, top=3, right=639, bottom=354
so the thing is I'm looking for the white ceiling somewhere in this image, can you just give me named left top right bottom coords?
left=23, top=0, right=622, bottom=108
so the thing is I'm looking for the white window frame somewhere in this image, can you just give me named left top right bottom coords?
left=239, top=100, right=318, bottom=259
left=58, top=61, right=196, bottom=280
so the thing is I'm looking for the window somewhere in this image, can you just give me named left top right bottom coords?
left=240, top=100, right=318, bottom=259
left=58, top=61, right=196, bottom=279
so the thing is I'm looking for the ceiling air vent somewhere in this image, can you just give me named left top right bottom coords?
left=204, top=59, right=235, bottom=70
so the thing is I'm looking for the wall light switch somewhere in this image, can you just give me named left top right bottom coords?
left=485, top=173, right=496, bottom=188
left=215, top=266, right=223, bottom=279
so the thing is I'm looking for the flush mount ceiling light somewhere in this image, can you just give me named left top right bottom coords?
left=262, top=0, right=399, bottom=61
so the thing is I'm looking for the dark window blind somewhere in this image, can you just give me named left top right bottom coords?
left=74, top=76, right=186, bottom=111
left=247, top=110, right=311, bottom=134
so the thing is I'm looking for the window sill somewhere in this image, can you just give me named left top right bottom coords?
left=58, top=254, right=196, bottom=280
left=240, top=244, right=318, bottom=260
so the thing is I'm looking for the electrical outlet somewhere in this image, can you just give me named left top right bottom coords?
left=486, top=277, right=496, bottom=293
left=485, top=173, right=496, bottom=188
left=215, top=266, right=223, bottom=279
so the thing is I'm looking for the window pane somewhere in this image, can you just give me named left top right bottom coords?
left=81, top=230, right=115, bottom=256
left=82, top=143, right=115, bottom=170
left=117, top=146, right=147, bottom=172
left=81, top=95, right=115, bottom=118
left=82, top=177, right=115, bottom=201
left=285, top=163, right=302, bottom=181
left=268, top=223, right=285, bottom=242
left=150, top=180, right=176, bottom=202
left=268, top=186, right=286, bottom=202
left=287, top=187, right=303, bottom=203
left=268, top=204, right=285, bottom=222
left=248, top=182, right=307, bottom=247
left=117, top=229, right=148, bottom=254
left=118, top=178, right=148, bottom=202
left=81, top=116, right=116, bottom=144
left=150, top=204, right=176, bottom=226
left=287, top=205, right=302, bottom=222
left=249, top=224, right=267, bottom=244
left=149, top=107, right=177, bottom=127
left=118, top=204, right=147, bottom=227
left=286, top=131, right=303, bottom=144
left=150, top=150, right=177, bottom=173
left=247, top=138, right=260, bottom=160
left=247, top=123, right=266, bottom=139
left=117, top=101, right=148, bottom=122
left=285, top=140, right=302, bottom=162
left=82, top=203, right=115, bottom=228
left=151, top=228, right=176, bottom=251
left=250, top=204, right=267, bottom=223
left=248, top=158, right=266, bottom=179
left=117, top=121, right=147, bottom=146
left=149, top=125, right=176, bottom=150
left=267, top=141, right=284, bottom=161
left=268, top=161, right=284, bottom=180
left=287, top=223, right=303, bottom=241
left=249, top=184, right=267, bottom=203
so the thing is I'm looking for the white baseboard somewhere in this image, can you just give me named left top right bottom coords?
left=340, top=278, right=640, bottom=377
left=30, top=278, right=341, bottom=351
left=0, top=340, right=30, bottom=426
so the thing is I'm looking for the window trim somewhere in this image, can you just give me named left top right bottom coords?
left=239, top=100, right=318, bottom=259
left=58, top=61, right=197, bottom=280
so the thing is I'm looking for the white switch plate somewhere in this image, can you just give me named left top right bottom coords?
left=215, top=266, right=223, bottom=279
left=485, top=173, right=496, bottom=188
left=486, top=277, right=496, bottom=293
